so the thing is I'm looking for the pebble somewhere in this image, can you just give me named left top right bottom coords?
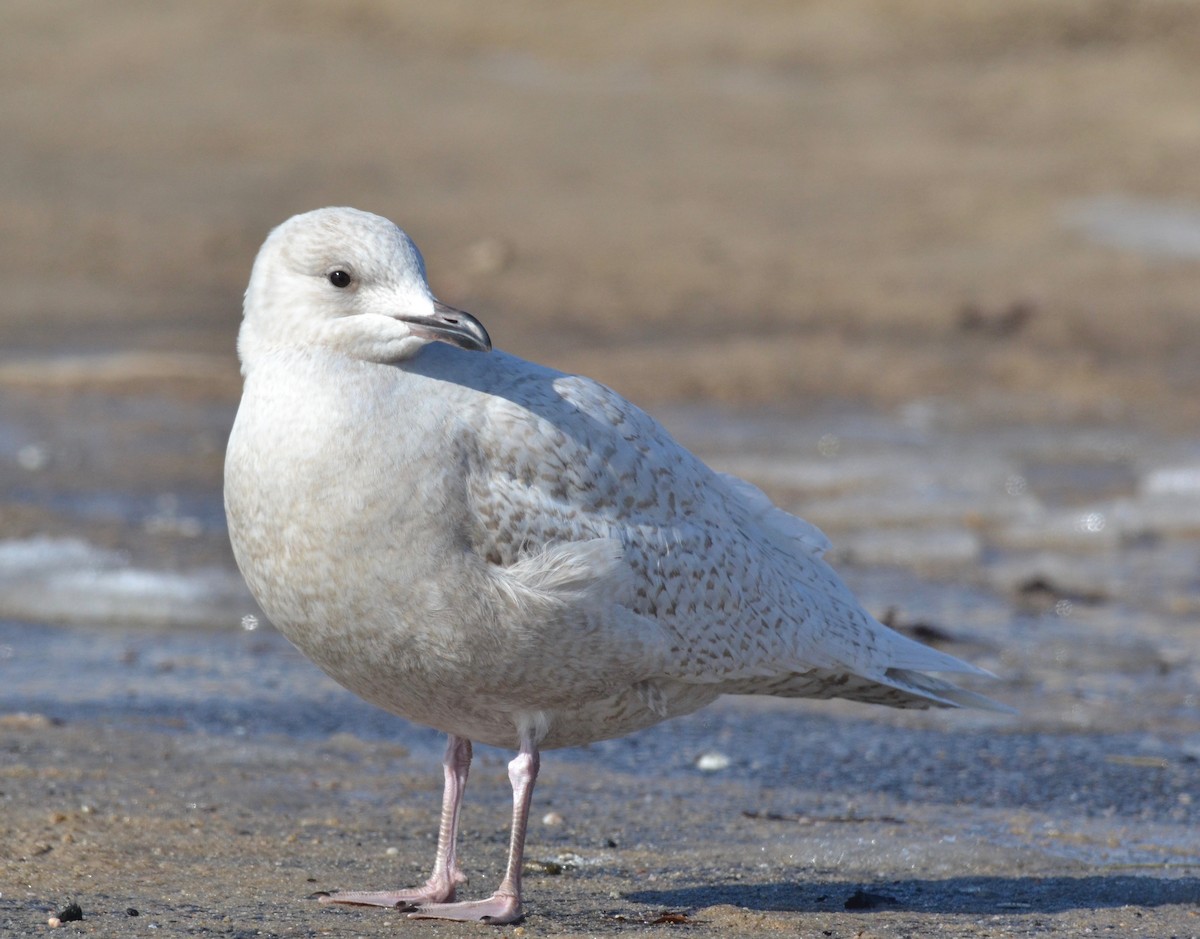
left=695, top=751, right=731, bottom=772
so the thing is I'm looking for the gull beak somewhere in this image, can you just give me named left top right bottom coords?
left=400, top=301, right=492, bottom=353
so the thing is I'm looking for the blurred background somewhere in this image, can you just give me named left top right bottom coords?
left=6, top=1, right=1200, bottom=410
left=1, top=4, right=1199, bottom=928
left=4, top=0, right=1200, bottom=705
left=5, top=0, right=1200, bottom=629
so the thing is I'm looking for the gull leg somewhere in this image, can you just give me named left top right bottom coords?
left=320, top=735, right=472, bottom=909
left=408, top=737, right=540, bottom=923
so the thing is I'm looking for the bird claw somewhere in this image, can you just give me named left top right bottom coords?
left=407, top=893, right=522, bottom=924
left=318, top=885, right=455, bottom=909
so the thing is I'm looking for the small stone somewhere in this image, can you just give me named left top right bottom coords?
left=695, top=751, right=731, bottom=772
left=57, top=902, right=83, bottom=922
left=47, top=917, right=61, bottom=928
left=541, top=811, right=564, bottom=826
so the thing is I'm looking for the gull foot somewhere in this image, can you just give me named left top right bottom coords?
left=408, top=893, right=522, bottom=924
left=318, top=883, right=456, bottom=910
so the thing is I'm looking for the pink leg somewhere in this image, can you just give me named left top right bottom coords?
left=408, top=737, right=540, bottom=924
left=320, top=735, right=472, bottom=909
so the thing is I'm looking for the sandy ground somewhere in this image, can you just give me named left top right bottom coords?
left=4, top=1, right=1200, bottom=424
left=3, top=3, right=1200, bottom=937
left=2, top=618, right=1197, bottom=939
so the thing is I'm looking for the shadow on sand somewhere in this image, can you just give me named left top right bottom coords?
left=626, top=874, right=1200, bottom=915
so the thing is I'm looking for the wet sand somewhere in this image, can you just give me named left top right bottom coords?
left=3, top=2, right=1200, bottom=936
left=2, top=614, right=1198, bottom=939
left=4, top=401, right=1199, bottom=937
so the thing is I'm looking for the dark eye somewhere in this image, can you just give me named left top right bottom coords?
left=328, top=270, right=352, bottom=289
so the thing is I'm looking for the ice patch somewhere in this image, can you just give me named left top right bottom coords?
left=1063, top=196, right=1200, bottom=259
left=0, top=535, right=254, bottom=628
left=837, top=528, right=982, bottom=569
left=1141, top=464, right=1200, bottom=496
left=0, top=535, right=122, bottom=575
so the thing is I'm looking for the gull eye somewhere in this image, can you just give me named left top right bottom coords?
left=328, top=269, right=352, bottom=289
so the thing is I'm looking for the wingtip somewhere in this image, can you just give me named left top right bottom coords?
left=882, top=667, right=1016, bottom=714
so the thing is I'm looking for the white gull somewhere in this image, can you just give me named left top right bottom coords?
left=224, top=206, right=1002, bottom=924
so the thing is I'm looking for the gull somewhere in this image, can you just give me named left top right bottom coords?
left=224, top=207, right=1002, bottom=924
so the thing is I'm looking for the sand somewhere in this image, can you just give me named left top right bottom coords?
left=3, top=1, right=1200, bottom=425
left=1, top=2, right=1199, bottom=936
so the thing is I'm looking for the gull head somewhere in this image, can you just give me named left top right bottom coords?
left=239, top=207, right=491, bottom=369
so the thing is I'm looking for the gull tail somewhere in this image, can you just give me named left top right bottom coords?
left=876, top=666, right=1015, bottom=713
left=850, top=618, right=1013, bottom=713
left=730, top=617, right=1013, bottom=713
